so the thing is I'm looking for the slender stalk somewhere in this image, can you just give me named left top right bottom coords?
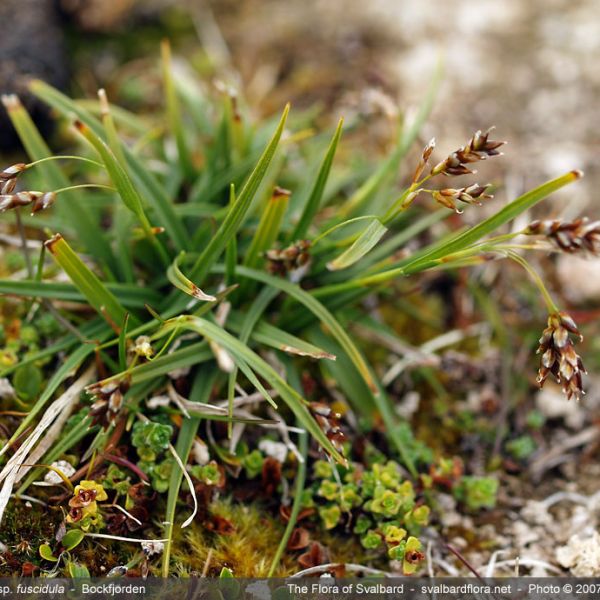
left=312, top=215, right=379, bottom=246
left=267, top=430, right=307, bottom=576
left=503, top=249, right=558, bottom=312
left=14, top=208, right=33, bottom=277
left=53, top=183, right=116, bottom=195
left=26, top=155, right=105, bottom=170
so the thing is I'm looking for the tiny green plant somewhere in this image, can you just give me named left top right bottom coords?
left=0, top=41, right=590, bottom=577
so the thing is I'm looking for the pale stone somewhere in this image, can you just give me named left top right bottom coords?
left=556, top=531, right=600, bottom=576
left=557, top=255, right=600, bottom=304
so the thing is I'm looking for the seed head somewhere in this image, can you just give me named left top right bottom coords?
left=431, top=127, right=505, bottom=177
left=309, top=402, right=345, bottom=453
left=0, top=163, right=27, bottom=195
left=432, top=183, right=492, bottom=213
left=537, top=311, right=586, bottom=401
left=266, top=240, right=311, bottom=278
left=0, top=191, right=55, bottom=214
left=87, top=379, right=130, bottom=427
left=412, top=138, right=436, bottom=184
left=526, top=218, right=600, bottom=255
left=131, top=335, right=153, bottom=359
left=31, top=192, right=56, bottom=214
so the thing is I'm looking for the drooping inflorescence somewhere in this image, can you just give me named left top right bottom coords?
left=0, top=190, right=56, bottom=214
left=0, top=161, right=55, bottom=215
left=0, top=162, right=27, bottom=194
left=526, top=218, right=600, bottom=255
left=537, top=312, right=586, bottom=401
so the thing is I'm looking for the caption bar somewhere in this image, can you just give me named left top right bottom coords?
left=1, top=578, right=599, bottom=599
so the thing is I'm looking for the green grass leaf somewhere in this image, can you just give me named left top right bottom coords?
left=243, top=188, right=290, bottom=269
left=0, top=280, right=162, bottom=308
left=186, top=104, right=290, bottom=286
left=226, top=265, right=378, bottom=395
left=162, top=367, right=217, bottom=576
left=398, top=170, right=584, bottom=277
left=327, top=218, right=387, bottom=271
left=226, top=315, right=336, bottom=360
left=155, top=316, right=346, bottom=464
left=291, top=118, right=343, bottom=240
left=167, top=252, right=216, bottom=301
left=45, top=234, right=135, bottom=327
left=161, top=39, right=194, bottom=179
left=29, top=79, right=188, bottom=253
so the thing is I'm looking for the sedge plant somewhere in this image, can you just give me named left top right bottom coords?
left=0, top=42, right=590, bottom=576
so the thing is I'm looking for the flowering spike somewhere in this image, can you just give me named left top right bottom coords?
left=431, top=183, right=492, bottom=212
left=526, top=218, right=600, bottom=256
left=431, top=127, right=505, bottom=177
left=412, top=138, right=436, bottom=183
left=537, top=312, right=585, bottom=401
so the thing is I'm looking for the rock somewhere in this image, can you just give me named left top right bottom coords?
left=521, top=500, right=553, bottom=527
left=0, top=0, right=69, bottom=152
left=43, top=460, right=76, bottom=485
left=59, top=0, right=135, bottom=32
left=556, top=531, right=600, bottom=576
left=556, top=255, right=600, bottom=304
left=258, top=439, right=288, bottom=464
left=535, top=385, right=585, bottom=429
left=512, top=520, right=541, bottom=548
left=0, top=378, right=16, bottom=402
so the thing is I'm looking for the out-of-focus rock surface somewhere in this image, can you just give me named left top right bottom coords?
left=212, top=0, right=598, bottom=213
left=0, top=0, right=69, bottom=151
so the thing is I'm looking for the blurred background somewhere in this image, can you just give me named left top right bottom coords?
left=2, top=0, right=598, bottom=187
left=2, top=0, right=599, bottom=300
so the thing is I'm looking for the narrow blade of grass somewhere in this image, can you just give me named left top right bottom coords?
left=226, top=314, right=336, bottom=360
left=187, top=104, right=290, bottom=286
left=267, top=429, right=307, bottom=576
left=224, top=265, right=378, bottom=395
left=155, top=316, right=346, bottom=464
left=226, top=287, right=279, bottom=433
left=45, top=234, right=135, bottom=327
left=161, top=39, right=194, bottom=180
left=29, top=79, right=189, bottom=252
left=243, top=187, right=290, bottom=269
left=167, top=252, right=216, bottom=301
left=399, top=170, right=583, bottom=276
left=0, top=280, right=162, bottom=308
left=162, top=367, right=217, bottom=576
left=110, top=342, right=212, bottom=386
left=291, top=118, right=343, bottom=240
left=327, top=218, right=387, bottom=271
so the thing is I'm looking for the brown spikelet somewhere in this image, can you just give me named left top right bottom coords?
left=309, top=402, right=345, bottom=453
left=86, top=379, right=130, bottom=428
left=431, top=127, right=505, bottom=177
left=266, top=240, right=311, bottom=278
left=31, top=192, right=56, bottom=214
left=0, top=163, right=27, bottom=181
left=1, top=163, right=28, bottom=195
left=412, top=138, right=436, bottom=183
left=0, top=191, right=55, bottom=214
left=526, top=218, right=600, bottom=255
left=537, top=312, right=586, bottom=401
left=431, top=183, right=493, bottom=213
